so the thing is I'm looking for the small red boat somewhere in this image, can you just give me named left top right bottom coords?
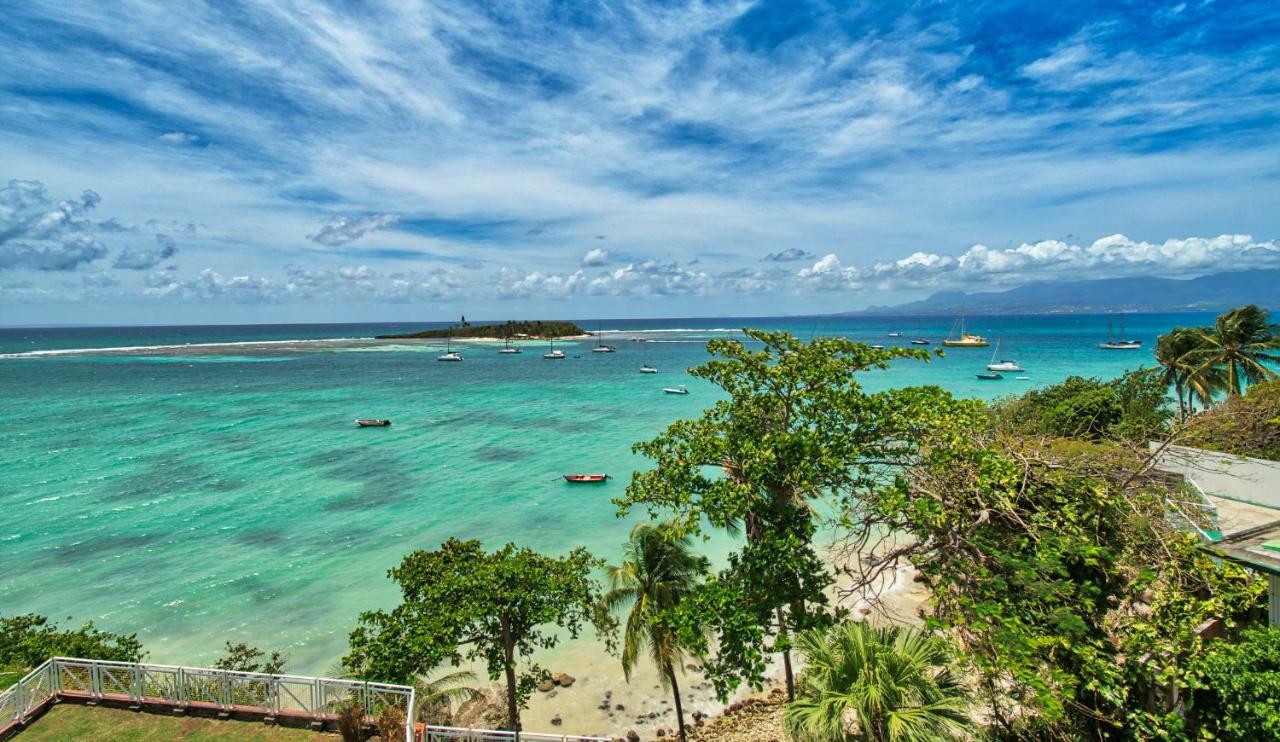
left=563, top=474, right=610, bottom=483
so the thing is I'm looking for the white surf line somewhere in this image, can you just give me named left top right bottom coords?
left=0, top=337, right=372, bottom=359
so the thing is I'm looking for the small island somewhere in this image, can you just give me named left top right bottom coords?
left=376, top=320, right=587, bottom=340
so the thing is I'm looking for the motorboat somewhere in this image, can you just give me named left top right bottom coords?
left=887, top=332, right=903, bottom=337
left=975, top=372, right=1003, bottom=380
left=356, top=419, right=391, bottom=427
left=640, top=365, right=658, bottom=373
left=563, top=473, right=610, bottom=483
left=663, top=386, right=689, bottom=395
left=910, top=339, right=930, bottom=345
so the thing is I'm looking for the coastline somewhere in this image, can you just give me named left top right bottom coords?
left=518, top=550, right=930, bottom=737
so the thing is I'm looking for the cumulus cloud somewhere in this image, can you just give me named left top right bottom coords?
left=797, top=254, right=862, bottom=291
left=581, top=248, right=609, bottom=266
left=0, top=179, right=112, bottom=271
left=497, top=268, right=585, bottom=299
left=307, top=213, right=401, bottom=246
left=587, top=260, right=712, bottom=297
left=113, top=233, right=179, bottom=270
left=763, top=248, right=815, bottom=262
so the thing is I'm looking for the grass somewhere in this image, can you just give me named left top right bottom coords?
left=17, top=703, right=337, bottom=740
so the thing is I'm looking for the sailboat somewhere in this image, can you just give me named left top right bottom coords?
left=437, top=332, right=463, bottom=362
left=591, top=324, right=616, bottom=353
left=498, top=336, right=522, bottom=354
left=543, top=338, right=566, bottom=359
left=985, top=338, right=1024, bottom=372
left=941, top=310, right=989, bottom=347
left=1097, top=313, right=1142, bottom=350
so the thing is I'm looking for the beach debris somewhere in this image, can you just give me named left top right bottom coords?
left=556, top=672, right=576, bottom=687
left=551, top=715, right=562, bottom=726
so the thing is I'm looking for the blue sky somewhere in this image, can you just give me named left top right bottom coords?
left=1, top=0, right=1278, bottom=324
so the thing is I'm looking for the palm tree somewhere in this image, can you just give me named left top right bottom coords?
left=414, top=669, right=481, bottom=725
left=1155, top=327, right=1207, bottom=420
left=1188, top=305, right=1280, bottom=398
left=604, top=522, right=709, bottom=741
left=783, top=621, right=973, bottom=742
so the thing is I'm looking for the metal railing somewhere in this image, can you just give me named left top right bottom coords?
left=1, top=657, right=607, bottom=742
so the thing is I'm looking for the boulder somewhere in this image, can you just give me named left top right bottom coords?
left=551, top=715, right=562, bottom=727
left=556, top=673, right=576, bottom=687
left=627, top=731, right=640, bottom=742
left=537, top=679, right=556, bottom=693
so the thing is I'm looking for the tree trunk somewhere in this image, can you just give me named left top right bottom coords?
left=776, top=606, right=795, bottom=702
left=500, top=614, right=520, bottom=736
left=667, top=663, right=687, bottom=741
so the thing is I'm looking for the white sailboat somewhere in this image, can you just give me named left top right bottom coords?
left=498, top=336, right=522, bottom=354
left=437, top=333, right=463, bottom=362
left=591, top=324, right=616, bottom=353
left=1097, top=313, right=1142, bottom=350
left=543, top=338, right=565, bottom=359
left=985, top=338, right=1024, bottom=372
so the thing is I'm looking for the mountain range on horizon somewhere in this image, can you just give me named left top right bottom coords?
left=848, top=269, right=1280, bottom=316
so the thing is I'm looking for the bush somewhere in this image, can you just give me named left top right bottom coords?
left=336, top=697, right=367, bottom=741
left=995, top=369, right=1170, bottom=441
left=377, top=703, right=407, bottom=742
left=1189, top=627, right=1280, bottom=738
left=1183, top=380, right=1280, bottom=461
left=1, top=614, right=143, bottom=688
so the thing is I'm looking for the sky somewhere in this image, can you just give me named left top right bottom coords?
left=1, top=0, right=1278, bottom=325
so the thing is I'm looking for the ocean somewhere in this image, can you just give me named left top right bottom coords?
left=0, top=313, right=1209, bottom=674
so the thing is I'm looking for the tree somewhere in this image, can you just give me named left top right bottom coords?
left=603, top=522, right=709, bottom=741
left=413, top=669, right=481, bottom=725
left=618, top=329, right=961, bottom=701
left=213, top=642, right=286, bottom=674
left=865, top=424, right=1264, bottom=737
left=1188, top=304, right=1280, bottom=397
left=1155, top=327, right=1213, bottom=419
left=782, top=621, right=973, bottom=742
left=343, top=539, right=612, bottom=731
left=994, top=370, right=1171, bottom=442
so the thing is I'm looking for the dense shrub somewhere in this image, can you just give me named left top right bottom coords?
left=1188, top=627, right=1280, bottom=739
left=995, top=369, right=1170, bottom=441
left=1182, top=380, right=1280, bottom=461
left=1, top=614, right=143, bottom=688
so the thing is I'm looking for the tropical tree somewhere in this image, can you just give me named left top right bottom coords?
left=413, top=668, right=481, bottom=725
left=343, top=538, right=613, bottom=732
left=1188, top=304, right=1280, bottom=397
left=618, top=329, right=962, bottom=701
left=603, top=521, right=709, bottom=741
left=1155, top=327, right=1207, bottom=420
left=782, top=621, right=972, bottom=742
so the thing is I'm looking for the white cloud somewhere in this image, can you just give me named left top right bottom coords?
left=581, top=248, right=609, bottom=267
left=307, top=213, right=402, bottom=246
left=113, top=233, right=179, bottom=270
left=159, top=131, right=199, bottom=145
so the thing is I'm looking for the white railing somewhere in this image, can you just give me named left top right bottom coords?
left=0, top=657, right=607, bottom=742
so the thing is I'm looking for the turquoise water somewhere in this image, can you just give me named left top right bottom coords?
left=0, top=314, right=1209, bottom=672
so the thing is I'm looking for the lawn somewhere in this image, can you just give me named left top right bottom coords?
left=17, top=703, right=337, bottom=740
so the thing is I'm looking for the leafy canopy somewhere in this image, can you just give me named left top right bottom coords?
left=344, top=538, right=612, bottom=720
left=1, top=614, right=143, bottom=689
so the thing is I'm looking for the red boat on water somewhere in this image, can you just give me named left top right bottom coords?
left=563, top=474, right=610, bottom=483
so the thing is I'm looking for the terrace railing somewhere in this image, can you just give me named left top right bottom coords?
left=0, top=657, right=607, bottom=742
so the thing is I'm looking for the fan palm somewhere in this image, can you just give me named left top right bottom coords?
left=783, top=621, right=973, bottom=742
left=1188, top=305, right=1280, bottom=398
left=603, top=521, right=709, bottom=741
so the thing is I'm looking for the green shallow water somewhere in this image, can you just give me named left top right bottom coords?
left=0, top=314, right=1207, bottom=672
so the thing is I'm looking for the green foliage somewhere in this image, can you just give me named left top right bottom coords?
left=783, top=621, right=973, bottom=742
left=1182, top=380, right=1280, bottom=461
left=376, top=320, right=585, bottom=340
left=618, top=329, right=963, bottom=700
left=1185, top=304, right=1280, bottom=398
left=213, top=641, right=286, bottom=674
left=1188, top=627, right=1280, bottom=739
left=343, top=538, right=612, bottom=730
left=0, top=614, right=143, bottom=688
left=995, top=368, right=1171, bottom=441
left=868, top=430, right=1265, bottom=738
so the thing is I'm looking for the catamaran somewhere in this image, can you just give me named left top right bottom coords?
left=1097, top=313, right=1142, bottom=350
left=543, top=338, right=565, bottom=359
left=985, top=338, right=1025, bottom=372
left=942, top=310, right=989, bottom=347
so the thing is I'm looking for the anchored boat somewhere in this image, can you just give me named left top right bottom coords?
left=663, top=385, right=689, bottom=395
left=356, top=419, right=391, bottom=427
left=563, top=473, right=610, bottom=483
left=543, top=338, right=566, bottom=359
left=942, top=310, right=989, bottom=347
left=1098, top=313, right=1142, bottom=349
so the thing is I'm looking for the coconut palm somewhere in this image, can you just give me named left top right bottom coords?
left=413, top=669, right=481, bottom=725
left=1188, top=305, right=1280, bottom=398
left=1155, top=327, right=1209, bottom=420
left=603, top=521, right=709, bottom=741
left=783, top=621, right=972, bottom=742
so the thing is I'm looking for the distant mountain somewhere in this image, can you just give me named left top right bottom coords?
left=850, top=270, right=1280, bottom=315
